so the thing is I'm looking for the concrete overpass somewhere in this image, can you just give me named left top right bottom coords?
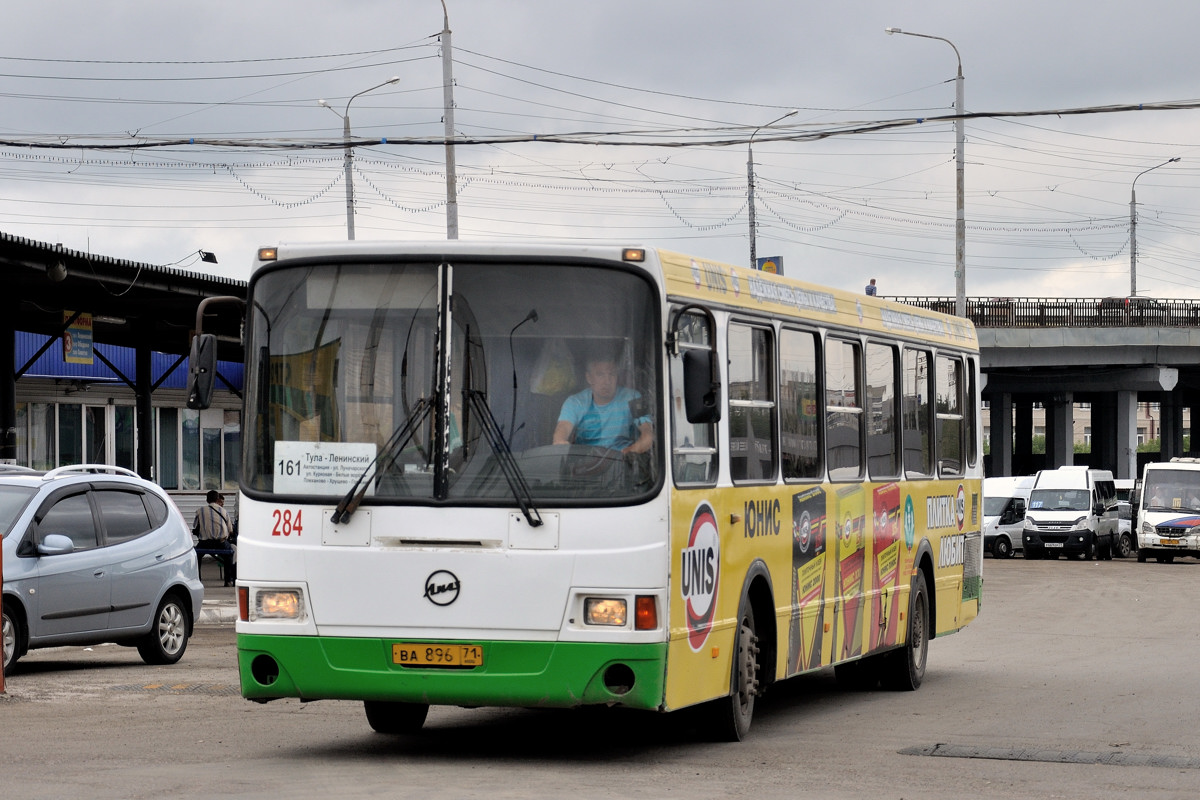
left=894, top=296, right=1200, bottom=479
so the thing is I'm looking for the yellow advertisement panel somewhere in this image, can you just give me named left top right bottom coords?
left=664, top=477, right=980, bottom=712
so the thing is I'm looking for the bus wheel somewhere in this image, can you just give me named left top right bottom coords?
left=880, top=572, right=929, bottom=692
left=1137, top=550, right=1147, bottom=563
left=364, top=701, right=429, bottom=734
left=706, top=605, right=760, bottom=742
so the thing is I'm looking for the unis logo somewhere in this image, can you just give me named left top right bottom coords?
left=682, top=502, right=720, bottom=651
left=956, top=484, right=966, bottom=531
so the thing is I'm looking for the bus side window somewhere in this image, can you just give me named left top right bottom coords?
left=936, top=354, right=965, bottom=476
left=670, top=309, right=718, bottom=485
left=903, top=348, right=933, bottom=477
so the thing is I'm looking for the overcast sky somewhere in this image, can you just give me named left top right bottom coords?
left=3, top=0, right=1198, bottom=300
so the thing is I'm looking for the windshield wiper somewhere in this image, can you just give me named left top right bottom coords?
left=331, top=397, right=431, bottom=525
left=464, top=388, right=543, bottom=527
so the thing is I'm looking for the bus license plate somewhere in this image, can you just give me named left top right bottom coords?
left=1045, top=542, right=1063, bottom=548
left=393, top=643, right=484, bottom=668
left=1159, top=539, right=1184, bottom=546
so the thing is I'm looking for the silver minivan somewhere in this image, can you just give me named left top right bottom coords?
left=2, top=465, right=204, bottom=672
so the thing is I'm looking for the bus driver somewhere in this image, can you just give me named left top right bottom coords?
left=553, top=356, right=653, bottom=455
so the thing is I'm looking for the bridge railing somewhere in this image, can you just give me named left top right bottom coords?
left=888, top=297, right=1200, bottom=328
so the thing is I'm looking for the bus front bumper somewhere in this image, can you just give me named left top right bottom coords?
left=237, top=634, right=667, bottom=711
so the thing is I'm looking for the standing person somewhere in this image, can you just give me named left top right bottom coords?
left=193, top=490, right=234, bottom=586
left=553, top=356, right=652, bottom=455
left=865, top=278, right=877, bottom=296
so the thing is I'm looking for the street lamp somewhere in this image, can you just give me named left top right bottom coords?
left=318, top=76, right=401, bottom=240
left=1130, top=157, right=1180, bottom=296
left=748, top=109, right=798, bottom=268
left=886, top=27, right=966, bottom=317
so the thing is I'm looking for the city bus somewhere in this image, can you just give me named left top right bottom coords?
left=187, top=241, right=983, bottom=740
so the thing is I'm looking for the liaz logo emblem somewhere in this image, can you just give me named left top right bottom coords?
left=682, top=502, right=720, bottom=651
left=424, top=570, right=461, bottom=606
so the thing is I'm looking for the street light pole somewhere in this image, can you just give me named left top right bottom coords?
left=319, top=76, right=401, bottom=240
left=886, top=27, right=966, bottom=316
left=1130, top=157, right=1180, bottom=296
left=748, top=109, right=797, bottom=268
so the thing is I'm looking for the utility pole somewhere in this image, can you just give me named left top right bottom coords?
left=441, top=0, right=459, bottom=239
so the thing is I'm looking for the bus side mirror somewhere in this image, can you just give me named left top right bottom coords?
left=683, top=349, right=721, bottom=424
left=187, top=333, right=218, bottom=410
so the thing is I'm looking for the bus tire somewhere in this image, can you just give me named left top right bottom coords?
left=880, top=571, right=929, bottom=692
left=364, top=701, right=430, bottom=734
left=705, top=604, right=760, bottom=742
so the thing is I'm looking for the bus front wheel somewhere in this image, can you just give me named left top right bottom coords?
left=880, top=571, right=929, bottom=692
left=364, top=701, right=430, bottom=734
left=705, top=604, right=760, bottom=742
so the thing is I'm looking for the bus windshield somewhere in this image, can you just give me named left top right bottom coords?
left=1142, top=469, right=1200, bottom=511
left=243, top=258, right=661, bottom=504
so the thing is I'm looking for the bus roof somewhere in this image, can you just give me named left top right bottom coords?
left=657, top=249, right=977, bottom=350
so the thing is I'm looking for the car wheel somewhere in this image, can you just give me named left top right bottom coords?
left=705, top=603, right=760, bottom=742
left=880, top=571, right=929, bottom=691
left=992, top=536, right=1013, bottom=559
left=1116, top=533, right=1133, bottom=559
left=364, top=701, right=430, bottom=734
left=3, top=605, right=23, bottom=673
left=137, top=593, right=190, bottom=665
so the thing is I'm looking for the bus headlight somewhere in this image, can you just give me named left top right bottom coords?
left=585, top=598, right=627, bottom=626
left=253, top=588, right=306, bottom=621
left=1142, top=522, right=1156, bottom=536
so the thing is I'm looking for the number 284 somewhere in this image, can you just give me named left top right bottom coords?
left=272, top=509, right=303, bottom=536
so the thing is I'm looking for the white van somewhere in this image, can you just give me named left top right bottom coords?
left=1023, top=466, right=1118, bottom=560
left=983, top=475, right=1034, bottom=558
left=1135, top=458, right=1200, bottom=563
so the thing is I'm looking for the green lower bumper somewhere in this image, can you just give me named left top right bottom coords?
left=238, top=634, right=667, bottom=711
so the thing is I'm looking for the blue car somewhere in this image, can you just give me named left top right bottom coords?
left=2, top=465, right=204, bottom=672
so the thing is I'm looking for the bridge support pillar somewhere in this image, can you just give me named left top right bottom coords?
left=1161, top=390, right=1185, bottom=460
left=989, top=393, right=1014, bottom=476
left=1046, top=392, right=1074, bottom=468
left=1115, top=391, right=1138, bottom=479
left=1091, top=394, right=1116, bottom=473
left=1015, top=398, right=1034, bottom=475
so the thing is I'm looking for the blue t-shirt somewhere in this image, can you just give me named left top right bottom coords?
left=558, top=387, right=649, bottom=450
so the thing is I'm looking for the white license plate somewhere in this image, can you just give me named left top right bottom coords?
left=1045, top=542, right=1064, bottom=548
